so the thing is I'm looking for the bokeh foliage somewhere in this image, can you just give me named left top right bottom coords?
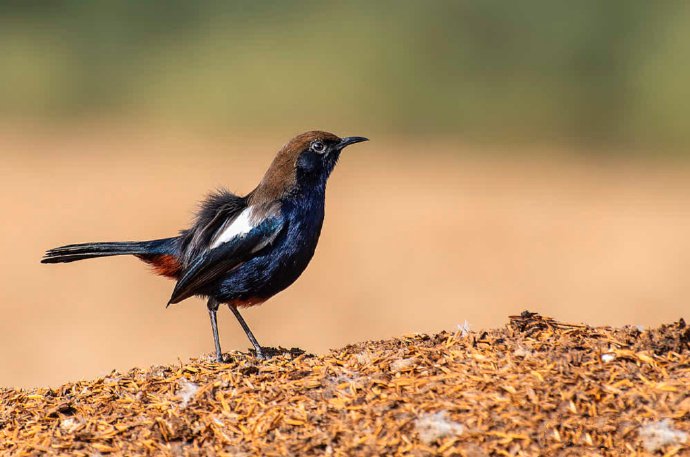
left=1, top=1, right=689, bottom=148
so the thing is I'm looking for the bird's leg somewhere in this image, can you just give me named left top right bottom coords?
left=207, top=298, right=224, bottom=362
left=228, top=304, right=266, bottom=360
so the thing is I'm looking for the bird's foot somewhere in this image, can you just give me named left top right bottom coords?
left=254, top=347, right=267, bottom=360
left=213, top=352, right=229, bottom=363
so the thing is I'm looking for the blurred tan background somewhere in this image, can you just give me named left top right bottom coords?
left=1, top=2, right=689, bottom=387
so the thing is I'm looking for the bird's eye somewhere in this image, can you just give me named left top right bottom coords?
left=310, top=141, right=326, bottom=154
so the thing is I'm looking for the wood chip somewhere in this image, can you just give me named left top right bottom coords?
left=1, top=313, right=688, bottom=455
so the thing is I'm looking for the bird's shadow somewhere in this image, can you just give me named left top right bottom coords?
left=219, top=346, right=311, bottom=363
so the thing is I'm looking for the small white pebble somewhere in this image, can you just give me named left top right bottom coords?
left=639, top=419, right=688, bottom=452
left=601, top=353, right=616, bottom=363
left=60, top=417, right=80, bottom=433
left=457, top=320, right=471, bottom=337
left=355, top=351, right=373, bottom=365
left=414, top=411, right=463, bottom=444
left=513, top=346, right=533, bottom=358
left=176, top=378, right=199, bottom=408
left=390, top=358, right=415, bottom=372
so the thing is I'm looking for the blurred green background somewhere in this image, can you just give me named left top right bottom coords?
left=1, top=1, right=689, bottom=150
left=3, top=1, right=690, bottom=387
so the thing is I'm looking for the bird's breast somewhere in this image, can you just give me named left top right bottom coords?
left=281, top=197, right=326, bottom=250
left=213, top=195, right=327, bottom=304
left=254, top=199, right=325, bottom=278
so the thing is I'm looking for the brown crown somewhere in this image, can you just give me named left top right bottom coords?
left=249, top=131, right=341, bottom=204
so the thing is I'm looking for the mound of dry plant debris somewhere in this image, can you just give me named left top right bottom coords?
left=1, top=312, right=689, bottom=456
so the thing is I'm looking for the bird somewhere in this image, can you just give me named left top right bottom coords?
left=42, top=131, right=368, bottom=361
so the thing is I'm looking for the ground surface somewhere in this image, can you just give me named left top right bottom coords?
left=4, top=126, right=690, bottom=387
left=1, top=313, right=689, bottom=456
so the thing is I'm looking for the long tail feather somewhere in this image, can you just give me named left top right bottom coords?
left=41, top=238, right=176, bottom=264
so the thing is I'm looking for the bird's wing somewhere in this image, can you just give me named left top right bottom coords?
left=179, top=189, right=248, bottom=263
left=168, top=213, right=284, bottom=305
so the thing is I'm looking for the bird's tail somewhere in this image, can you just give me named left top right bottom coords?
left=41, top=238, right=176, bottom=264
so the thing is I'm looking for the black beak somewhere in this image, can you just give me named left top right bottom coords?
left=337, top=136, right=369, bottom=149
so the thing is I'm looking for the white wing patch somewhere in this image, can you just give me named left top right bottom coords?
left=210, top=207, right=255, bottom=249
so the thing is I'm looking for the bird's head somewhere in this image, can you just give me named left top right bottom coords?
left=288, top=131, right=368, bottom=181
left=252, top=131, right=368, bottom=202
